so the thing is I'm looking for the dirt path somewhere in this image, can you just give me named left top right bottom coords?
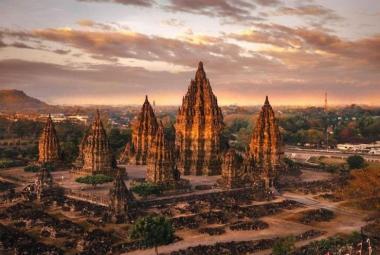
left=125, top=191, right=368, bottom=255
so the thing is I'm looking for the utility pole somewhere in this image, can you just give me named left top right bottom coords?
left=324, top=92, right=329, bottom=151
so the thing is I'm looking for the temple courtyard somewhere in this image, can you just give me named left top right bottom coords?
left=0, top=165, right=370, bottom=255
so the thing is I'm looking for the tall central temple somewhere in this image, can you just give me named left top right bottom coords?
left=175, top=62, right=224, bottom=176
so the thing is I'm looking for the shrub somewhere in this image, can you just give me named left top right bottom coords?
left=75, top=174, right=113, bottom=188
left=24, top=165, right=40, bottom=173
left=0, top=159, right=16, bottom=168
left=347, top=155, right=365, bottom=169
left=131, top=182, right=162, bottom=197
left=298, top=232, right=362, bottom=254
left=41, top=162, right=54, bottom=172
left=272, top=236, right=295, bottom=255
left=300, top=208, right=335, bottom=224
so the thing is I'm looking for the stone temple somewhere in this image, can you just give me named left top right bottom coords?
left=146, top=121, right=177, bottom=183
left=248, top=96, right=283, bottom=187
left=38, top=115, right=62, bottom=164
left=220, top=149, right=243, bottom=189
left=35, top=167, right=54, bottom=201
left=77, top=110, right=117, bottom=176
left=109, top=171, right=133, bottom=222
left=121, top=96, right=158, bottom=165
left=119, top=142, right=133, bottom=164
left=175, top=62, right=224, bottom=176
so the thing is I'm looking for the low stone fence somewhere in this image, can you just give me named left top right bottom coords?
left=63, top=188, right=108, bottom=207
left=62, top=185, right=271, bottom=210
left=138, top=187, right=261, bottom=208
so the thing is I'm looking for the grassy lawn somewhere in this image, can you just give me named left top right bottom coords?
left=365, top=161, right=380, bottom=170
left=319, top=157, right=346, bottom=166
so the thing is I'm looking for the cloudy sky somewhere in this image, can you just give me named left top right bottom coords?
left=0, top=0, right=379, bottom=106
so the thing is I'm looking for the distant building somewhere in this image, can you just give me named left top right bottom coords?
left=67, top=115, right=88, bottom=124
left=337, top=141, right=380, bottom=153
left=38, top=114, right=88, bottom=124
left=369, top=148, right=380, bottom=155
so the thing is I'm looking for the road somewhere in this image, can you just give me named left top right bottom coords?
left=285, top=147, right=380, bottom=162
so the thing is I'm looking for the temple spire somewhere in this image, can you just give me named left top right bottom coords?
left=127, top=96, right=158, bottom=165
left=249, top=96, right=283, bottom=188
left=35, top=166, right=54, bottom=200
left=264, top=96, right=270, bottom=106
left=79, top=110, right=116, bottom=175
left=175, top=62, right=224, bottom=176
left=147, top=119, right=176, bottom=183
left=195, top=61, right=206, bottom=80
left=38, top=114, right=61, bottom=164
left=96, top=109, right=100, bottom=120
left=109, top=170, right=133, bottom=222
left=221, top=149, right=242, bottom=189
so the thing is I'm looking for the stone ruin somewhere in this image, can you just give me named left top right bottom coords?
left=74, top=110, right=117, bottom=176
left=146, top=121, right=179, bottom=184
left=35, top=167, right=54, bottom=201
left=246, top=96, right=284, bottom=188
left=22, top=167, right=55, bottom=201
left=119, top=142, right=133, bottom=164
left=38, top=114, right=62, bottom=165
left=175, top=62, right=224, bottom=176
left=120, top=96, right=158, bottom=165
left=219, top=149, right=243, bottom=189
left=108, top=171, right=134, bottom=222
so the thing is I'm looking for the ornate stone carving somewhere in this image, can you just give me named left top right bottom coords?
left=119, top=142, right=133, bottom=164
left=79, top=110, right=116, bottom=175
left=221, top=149, right=243, bottom=189
left=109, top=171, right=133, bottom=221
left=175, top=62, right=224, bottom=176
left=38, top=115, right=61, bottom=164
left=130, top=96, right=158, bottom=165
left=146, top=121, right=176, bottom=183
left=248, top=96, right=283, bottom=187
left=35, top=167, right=54, bottom=200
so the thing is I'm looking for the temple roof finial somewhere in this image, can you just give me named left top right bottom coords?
left=145, top=95, right=148, bottom=102
left=198, top=61, right=203, bottom=70
left=264, top=96, right=270, bottom=106
left=195, top=61, right=206, bottom=80
left=96, top=109, right=100, bottom=119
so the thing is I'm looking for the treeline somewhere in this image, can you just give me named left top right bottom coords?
left=224, top=105, right=380, bottom=151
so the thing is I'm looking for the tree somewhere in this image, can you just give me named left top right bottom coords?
left=129, top=215, right=174, bottom=255
left=346, top=155, right=365, bottom=169
left=272, top=236, right=295, bottom=255
left=75, top=174, right=113, bottom=188
left=55, top=121, right=85, bottom=163
left=108, top=128, right=132, bottom=155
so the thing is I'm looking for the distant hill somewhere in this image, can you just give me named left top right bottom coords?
left=0, top=89, right=51, bottom=112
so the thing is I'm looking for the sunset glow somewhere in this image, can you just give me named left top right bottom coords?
left=0, top=0, right=379, bottom=106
